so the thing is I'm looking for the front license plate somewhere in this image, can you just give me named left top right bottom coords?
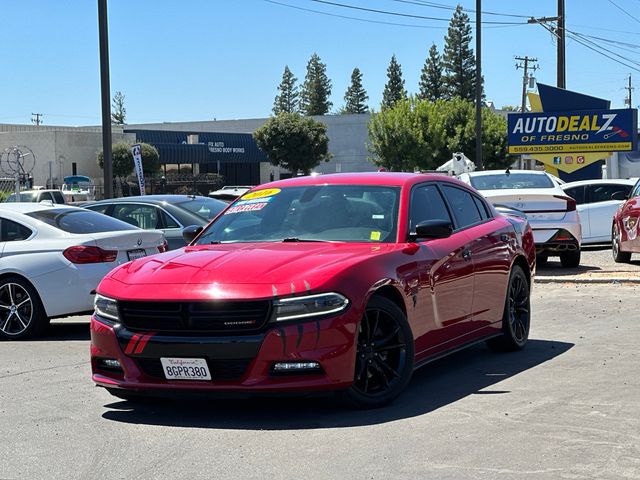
left=127, top=249, right=147, bottom=260
left=160, top=357, right=211, bottom=381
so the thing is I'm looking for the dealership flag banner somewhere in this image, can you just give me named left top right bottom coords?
left=131, top=144, right=145, bottom=196
left=507, top=108, right=638, bottom=154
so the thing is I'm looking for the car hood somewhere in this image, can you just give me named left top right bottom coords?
left=101, top=242, right=403, bottom=300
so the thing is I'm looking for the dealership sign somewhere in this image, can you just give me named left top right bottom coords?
left=508, top=108, right=637, bottom=154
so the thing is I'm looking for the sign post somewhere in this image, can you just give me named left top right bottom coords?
left=131, top=144, right=145, bottom=196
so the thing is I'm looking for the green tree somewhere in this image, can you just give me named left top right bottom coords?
left=368, top=97, right=510, bottom=171
left=418, top=44, right=444, bottom=101
left=342, top=68, right=369, bottom=114
left=273, top=65, right=299, bottom=114
left=111, top=91, right=127, bottom=125
left=381, top=55, right=407, bottom=109
left=442, top=6, right=478, bottom=101
left=299, top=53, right=332, bottom=116
left=97, top=142, right=160, bottom=178
left=253, top=112, right=332, bottom=174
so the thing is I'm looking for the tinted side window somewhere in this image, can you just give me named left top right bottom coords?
left=409, top=184, right=452, bottom=231
left=564, top=186, right=585, bottom=205
left=472, top=195, right=491, bottom=220
left=441, top=185, right=482, bottom=229
left=160, top=209, right=180, bottom=228
left=589, top=184, right=633, bottom=203
left=112, top=204, right=159, bottom=229
left=52, top=191, right=65, bottom=204
left=85, top=204, right=111, bottom=214
left=1, top=219, right=33, bottom=242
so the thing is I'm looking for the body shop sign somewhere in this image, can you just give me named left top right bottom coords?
left=507, top=109, right=637, bottom=154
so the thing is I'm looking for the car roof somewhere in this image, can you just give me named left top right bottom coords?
left=257, top=172, right=467, bottom=189
left=86, top=194, right=213, bottom=205
left=0, top=203, right=83, bottom=214
left=561, top=178, right=638, bottom=188
left=464, top=169, right=549, bottom=177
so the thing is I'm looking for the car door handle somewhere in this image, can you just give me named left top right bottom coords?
left=462, top=249, right=472, bottom=260
left=500, top=233, right=510, bottom=242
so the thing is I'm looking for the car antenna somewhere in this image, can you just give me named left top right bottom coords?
left=505, top=167, right=511, bottom=176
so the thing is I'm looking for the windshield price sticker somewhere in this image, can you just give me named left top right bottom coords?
left=241, top=188, right=281, bottom=200
left=224, top=202, right=268, bottom=215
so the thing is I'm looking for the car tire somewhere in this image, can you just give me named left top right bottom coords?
left=487, top=265, right=530, bottom=352
left=559, top=250, right=580, bottom=268
left=341, top=295, right=414, bottom=409
left=0, top=276, right=48, bottom=340
left=612, top=224, right=632, bottom=263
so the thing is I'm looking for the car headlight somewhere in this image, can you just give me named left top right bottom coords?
left=94, top=294, right=120, bottom=322
left=272, top=292, right=349, bottom=321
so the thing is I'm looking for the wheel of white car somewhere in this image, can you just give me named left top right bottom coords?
left=0, top=276, right=47, bottom=340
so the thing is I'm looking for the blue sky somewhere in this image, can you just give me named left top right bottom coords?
left=2, top=0, right=639, bottom=126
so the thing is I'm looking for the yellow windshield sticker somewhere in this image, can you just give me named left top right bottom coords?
left=370, top=231, right=381, bottom=241
left=241, top=188, right=281, bottom=200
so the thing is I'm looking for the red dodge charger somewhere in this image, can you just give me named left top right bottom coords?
left=91, top=173, right=536, bottom=408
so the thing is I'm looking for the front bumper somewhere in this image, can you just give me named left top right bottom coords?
left=90, top=310, right=360, bottom=394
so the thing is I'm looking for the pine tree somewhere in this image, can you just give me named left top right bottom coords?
left=299, top=53, right=332, bottom=116
left=442, top=5, right=477, bottom=101
left=418, top=44, right=444, bottom=101
left=273, top=66, right=299, bottom=115
left=111, top=91, right=126, bottom=125
left=343, top=68, right=369, bottom=114
left=382, top=55, right=406, bottom=109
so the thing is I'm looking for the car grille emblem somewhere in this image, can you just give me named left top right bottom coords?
left=137, top=238, right=142, bottom=246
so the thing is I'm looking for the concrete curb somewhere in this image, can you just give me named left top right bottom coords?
left=535, top=276, right=640, bottom=284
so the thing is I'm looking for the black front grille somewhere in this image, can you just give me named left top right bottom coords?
left=118, top=300, right=272, bottom=334
left=136, top=358, right=252, bottom=380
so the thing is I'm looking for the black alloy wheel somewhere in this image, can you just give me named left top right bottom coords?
left=343, top=296, right=414, bottom=408
left=612, top=224, right=632, bottom=263
left=0, top=277, right=46, bottom=340
left=487, top=265, right=530, bottom=352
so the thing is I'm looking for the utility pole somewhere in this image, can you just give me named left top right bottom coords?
left=475, top=0, right=483, bottom=170
left=31, top=113, right=43, bottom=125
left=515, top=56, right=539, bottom=113
left=98, top=0, right=113, bottom=199
left=624, top=75, right=634, bottom=108
left=528, top=0, right=565, bottom=89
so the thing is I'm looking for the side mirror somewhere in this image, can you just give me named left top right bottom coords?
left=411, top=219, right=453, bottom=241
left=611, top=191, right=628, bottom=201
left=182, top=225, right=204, bottom=244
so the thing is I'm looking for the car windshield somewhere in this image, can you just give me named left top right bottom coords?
left=175, top=197, right=226, bottom=220
left=469, top=173, right=554, bottom=190
left=5, top=192, right=38, bottom=202
left=195, top=185, right=400, bottom=244
left=27, top=208, right=139, bottom=234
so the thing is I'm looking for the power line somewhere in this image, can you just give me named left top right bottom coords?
left=387, top=0, right=532, bottom=19
left=607, top=0, right=640, bottom=25
left=31, top=113, right=43, bottom=125
left=264, top=0, right=448, bottom=28
left=565, top=31, right=640, bottom=73
left=308, top=0, right=525, bottom=25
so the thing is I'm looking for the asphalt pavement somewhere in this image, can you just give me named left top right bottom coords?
left=1, top=281, right=640, bottom=480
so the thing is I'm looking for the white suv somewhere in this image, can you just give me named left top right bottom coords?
left=458, top=169, right=582, bottom=267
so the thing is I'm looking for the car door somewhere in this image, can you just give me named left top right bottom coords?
left=408, top=183, right=475, bottom=355
left=585, top=183, right=634, bottom=243
left=155, top=207, right=186, bottom=250
left=564, top=185, right=589, bottom=239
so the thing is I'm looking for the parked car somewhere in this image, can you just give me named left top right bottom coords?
left=612, top=178, right=640, bottom=263
left=90, top=172, right=535, bottom=408
left=458, top=169, right=581, bottom=267
left=562, top=179, right=636, bottom=245
left=5, top=189, right=66, bottom=204
left=82, top=195, right=226, bottom=250
left=0, top=203, right=166, bottom=340
left=208, top=185, right=253, bottom=202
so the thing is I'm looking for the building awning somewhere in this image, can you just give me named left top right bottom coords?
left=124, top=129, right=268, bottom=164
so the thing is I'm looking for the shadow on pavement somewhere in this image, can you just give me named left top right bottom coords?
left=101, top=339, right=573, bottom=430
left=32, top=321, right=91, bottom=341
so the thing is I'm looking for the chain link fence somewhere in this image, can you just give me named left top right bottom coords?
left=93, top=173, right=225, bottom=200
left=0, top=177, right=19, bottom=201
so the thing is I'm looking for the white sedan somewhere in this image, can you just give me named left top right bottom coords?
left=561, top=179, right=636, bottom=245
left=0, top=203, right=166, bottom=340
left=458, top=169, right=582, bottom=267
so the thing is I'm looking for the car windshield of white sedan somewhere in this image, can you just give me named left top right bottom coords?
left=470, top=173, right=554, bottom=190
left=5, top=192, right=38, bottom=202
left=27, top=209, right=139, bottom=234
left=195, top=185, right=400, bottom=244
